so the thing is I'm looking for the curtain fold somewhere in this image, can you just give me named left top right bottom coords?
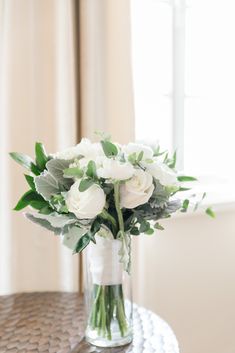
left=79, top=0, right=135, bottom=142
left=0, top=0, right=79, bottom=295
left=0, top=0, right=135, bottom=295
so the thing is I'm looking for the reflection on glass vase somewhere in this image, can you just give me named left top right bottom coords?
left=83, top=234, right=133, bottom=348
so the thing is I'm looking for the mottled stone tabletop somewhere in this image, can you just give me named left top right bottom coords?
left=0, top=292, right=179, bottom=353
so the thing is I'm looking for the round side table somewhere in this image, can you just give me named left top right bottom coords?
left=0, top=292, right=179, bottom=353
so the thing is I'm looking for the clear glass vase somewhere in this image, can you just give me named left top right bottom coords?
left=83, top=235, right=133, bottom=347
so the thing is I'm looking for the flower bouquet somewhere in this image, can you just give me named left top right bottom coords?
left=10, top=136, right=213, bottom=347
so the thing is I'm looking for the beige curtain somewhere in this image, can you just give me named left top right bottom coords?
left=0, top=0, right=135, bottom=295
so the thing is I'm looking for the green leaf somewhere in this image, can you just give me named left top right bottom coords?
left=137, top=151, right=144, bottom=162
left=128, top=153, right=137, bottom=164
left=181, top=199, right=190, bottom=213
left=177, top=175, right=197, bottom=182
left=39, top=205, right=54, bottom=215
left=14, top=190, right=44, bottom=211
left=9, top=152, right=40, bottom=175
left=74, top=234, right=90, bottom=253
left=178, top=187, right=192, bottom=192
left=206, top=207, right=215, bottom=218
left=193, top=192, right=207, bottom=212
left=101, top=140, right=118, bottom=157
left=130, top=227, right=140, bottom=235
left=86, top=160, right=97, bottom=178
left=154, top=222, right=164, bottom=230
left=24, top=174, right=36, bottom=191
left=35, top=142, right=48, bottom=171
left=140, top=220, right=150, bottom=233
left=153, top=145, right=167, bottom=157
left=79, top=179, right=94, bottom=192
left=63, top=167, right=84, bottom=178
left=168, top=150, right=177, bottom=169
left=145, top=228, right=154, bottom=235
left=163, top=152, right=169, bottom=163
left=30, top=200, right=49, bottom=210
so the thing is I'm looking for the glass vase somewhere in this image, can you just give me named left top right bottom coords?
left=83, top=235, right=133, bottom=347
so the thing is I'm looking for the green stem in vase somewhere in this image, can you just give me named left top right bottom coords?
left=88, top=284, right=128, bottom=340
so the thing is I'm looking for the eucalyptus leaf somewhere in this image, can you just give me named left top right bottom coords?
left=168, top=150, right=177, bottom=169
left=137, top=150, right=144, bottom=162
left=177, top=175, right=197, bottom=182
left=79, top=179, right=94, bottom=192
left=145, top=228, right=154, bottom=235
left=63, top=167, right=83, bottom=178
left=182, top=199, right=190, bottom=212
left=101, top=140, right=118, bottom=157
left=130, top=227, right=140, bottom=235
left=86, top=160, right=97, bottom=178
left=206, top=207, right=215, bottom=218
left=154, top=222, right=164, bottom=230
left=140, top=220, right=150, bottom=233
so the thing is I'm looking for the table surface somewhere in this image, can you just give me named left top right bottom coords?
left=0, top=292, right=179, bottom=353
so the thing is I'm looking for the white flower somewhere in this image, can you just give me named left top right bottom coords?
left=146, top=161, right=179, bottom=187
left=76, top=138, right=104, bottom=160
left=122, top=142, right=154, bottom=161
left=54, top=146, right=81, bottom=160
left=97, top=158, right=135, bottom=180
left=120, top=169, right=154, bottom=209
left=54, top=138, right=104, bottom=162
left=66, top=181, right=106, bottom=219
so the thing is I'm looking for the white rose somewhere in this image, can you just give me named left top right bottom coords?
left=122, top=142, right=154, bottom=160
left=54, top=146, right=81, bottom=160
left=66, top=181, right=106, bottom=219
left=120, top=169, right=154, bottom=209
left=54, top=138, right=104, bottom=162
left=146, top=161, right=179, bottom=187
left=97, top=158, right=134, bottom=180
left=76, top=138, right=104, bottom=160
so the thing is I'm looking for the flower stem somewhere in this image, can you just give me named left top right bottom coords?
left=100, top=209, right=117, bottom=233
left=114, top=182, right=124, bottom=234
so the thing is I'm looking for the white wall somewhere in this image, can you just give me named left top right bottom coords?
left=133, top=207, right=235, bottom=353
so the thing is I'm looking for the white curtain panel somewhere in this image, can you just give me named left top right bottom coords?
left=79, top=0, right=135, bottom=142
left=0, top=0, right=135, bottom=295
left=0, top=0, right=79, bottom=295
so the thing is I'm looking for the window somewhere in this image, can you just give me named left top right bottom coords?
left=131, top=0, right=235, bottom=183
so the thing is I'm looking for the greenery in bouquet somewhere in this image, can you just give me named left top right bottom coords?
left=10, top=134, right=214, bottom=340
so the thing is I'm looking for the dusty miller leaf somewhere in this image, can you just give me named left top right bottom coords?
left=26, top=212, right=77, bottom=228
left=62, top=226, right=87, bottom=251
left=25, top=213, right=63, bottom=235
left=34, top=171, right=59, bottom=201
left=46, top=158, right=73, bottom=189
